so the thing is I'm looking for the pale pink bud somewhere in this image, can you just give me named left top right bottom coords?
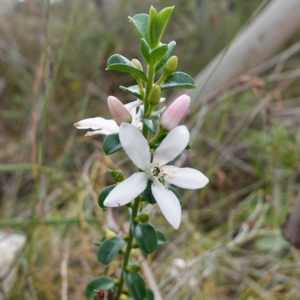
left=107, top=96, right=132, bottom=125
left=160, top=94, right=190, bottom=131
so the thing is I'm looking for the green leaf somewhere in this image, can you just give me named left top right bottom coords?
left=151, top=44, right=168, bottom=65
left=160, top=72, right=195, bottom=90
left=97, top=236, right=125, bottom=265
left=107, top=54, right=148, bottom=82
left=142, top=116, right=158, bottom=133
left=98, top=184, right=117, bottom=209
left=142, top=180, right=181, bottom=205
left=125, top=272, right=147, bottom=300
left=156, top=230, right=168, bottom=245
left=85, top=276, right=115, bottom=298
left=145, top=288, right=155, bottom=300
left=142, top=180, right=156, bottom=204
left=103, top=133, right=122, bottom=155
left=141, top=39, right=151, bottom=64
left=129, top=13, right=149, bottom=39
left=147, top=6, right=158, bottom=48
left=151, top=106, right=166, bottom=117
left=134, top=222, right=158, bottom=254
left=119, top=85, right=143, bottom=100
left=148, top=6, right=174, bottom=48
left=155, top=41, right=176, bottom=72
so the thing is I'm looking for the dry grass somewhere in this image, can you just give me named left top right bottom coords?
left=1, top=0, right=300, bottom=299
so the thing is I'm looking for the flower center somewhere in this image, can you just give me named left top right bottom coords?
left=152, top=166, right=160, bottom=177
left=146, top=163, right=164, bottom=180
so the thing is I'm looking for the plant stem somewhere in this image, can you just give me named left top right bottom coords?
left=114, top=197, right=140, bottom=300
left=149, top=129, right=166, bottom=147
left=115, top=60, right=155, bottom=300
left=144, top=64, right=155, bottom=116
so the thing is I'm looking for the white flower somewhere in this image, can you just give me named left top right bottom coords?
left=74, top=99, right=142, bottom=136
left=103, top=123, right=209, bottom=229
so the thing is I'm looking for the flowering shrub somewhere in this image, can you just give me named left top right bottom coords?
left=75, top=6, right=208, bottom=300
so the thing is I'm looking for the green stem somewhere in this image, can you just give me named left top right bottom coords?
left=114, top=60, right=156, bottom=300
left=142, top=124, right=149, bottom=139
left=137, top=79, right=145, bottom=99
left=114, top=197, right=140, bottom=300
left=155, top=73, right=167, bottom=85
left=144, top=64, right=155, bottom=116
left=149, top=128, right=166, bottom=147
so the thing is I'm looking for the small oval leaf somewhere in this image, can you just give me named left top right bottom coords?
left=145, top=288, right=155, bottom=300
left=125, top=272, right=147, bottom=300
left=103, top=133, right=122, bottom=155
left=141, top=116, right=158, bottom=133
left=129, top=13, right=149, bottom=40
left=142, top=180, right=156, bottom=204
left=119, top=85, right=143, bottom=100
left=155, top=41, right=176, bottom=72
left=148, top=6, right=174, bottom=48
left=97, top=236, right=125, bottom=265
left=160, top=72, right=195, bottom=90
left=141, top=39, right=151, bottom=64
left=151, top=106, right=166, bottom=117
left=85, top=276, right=115, bottom=298
left=134, top=222, right=158, bottom=253
left=151, top=44, right=168, bottom=65
left=98, top=184, right=117, bottom=209
left=156, top=230, right=168, bottom=245
left=107, top=54, right=148, bottom=82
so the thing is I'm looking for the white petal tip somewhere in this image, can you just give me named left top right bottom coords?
left=200, top=176, right=209, bottom=188
left=172, top=222, right=180, bottom=230
left=85, top=132, right=92, bottom=137
left=74, top=123, right=80, bottom=128
left=103, top=202, right=114, bottom=207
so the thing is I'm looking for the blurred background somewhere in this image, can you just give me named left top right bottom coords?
left=1, top=0, right=300, bottom=299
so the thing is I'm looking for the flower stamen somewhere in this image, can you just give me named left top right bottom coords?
left=153, top=166, right=160, bottom=177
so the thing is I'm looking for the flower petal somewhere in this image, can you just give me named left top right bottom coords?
left=103, top=172, right=148, bottom=207
left=131, top=107, right=142, bottom=128
left=108, top=96, right=132, bottom=125
left=74, top=117, right=119, bottom=132
left=162, top=166, right=209, bottom=189
left=160, top=95, right=190, bottom=131
left=119, top=123, right=150, bottom=170
left=125, top=101, right=142, bottom=128
left=153, top=126, right=189, bottom=165
left=124, top=99, right=142, bottom=112
left=151, top=178, right=181, bottom=229
left=85, top=129, right=112, bottom=136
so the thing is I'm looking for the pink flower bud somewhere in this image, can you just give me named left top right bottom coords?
left=160, top=94, right=190, bottom=131
left=107, top=96, right=132, bottom=125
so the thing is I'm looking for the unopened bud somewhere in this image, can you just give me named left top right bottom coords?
left=108, top=169, right=125, bottom=182
left=131, top=59, right=143, bottom=72
left=130, top=248, right=135, bottom=257
left=130, top=264, right=141, bottom=272
left=163, top=56, right=178, bottom=77
left=148, top=84, right=161, bottom=106
left=105, top=228, right=116, bottom=239
left=139, top=213, right=150, bottom=223
left=107, top=96, right=132, bottom=125
left=160, top=94, right=190, bottom=131
left=120, top=294, right=128, bottom=300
